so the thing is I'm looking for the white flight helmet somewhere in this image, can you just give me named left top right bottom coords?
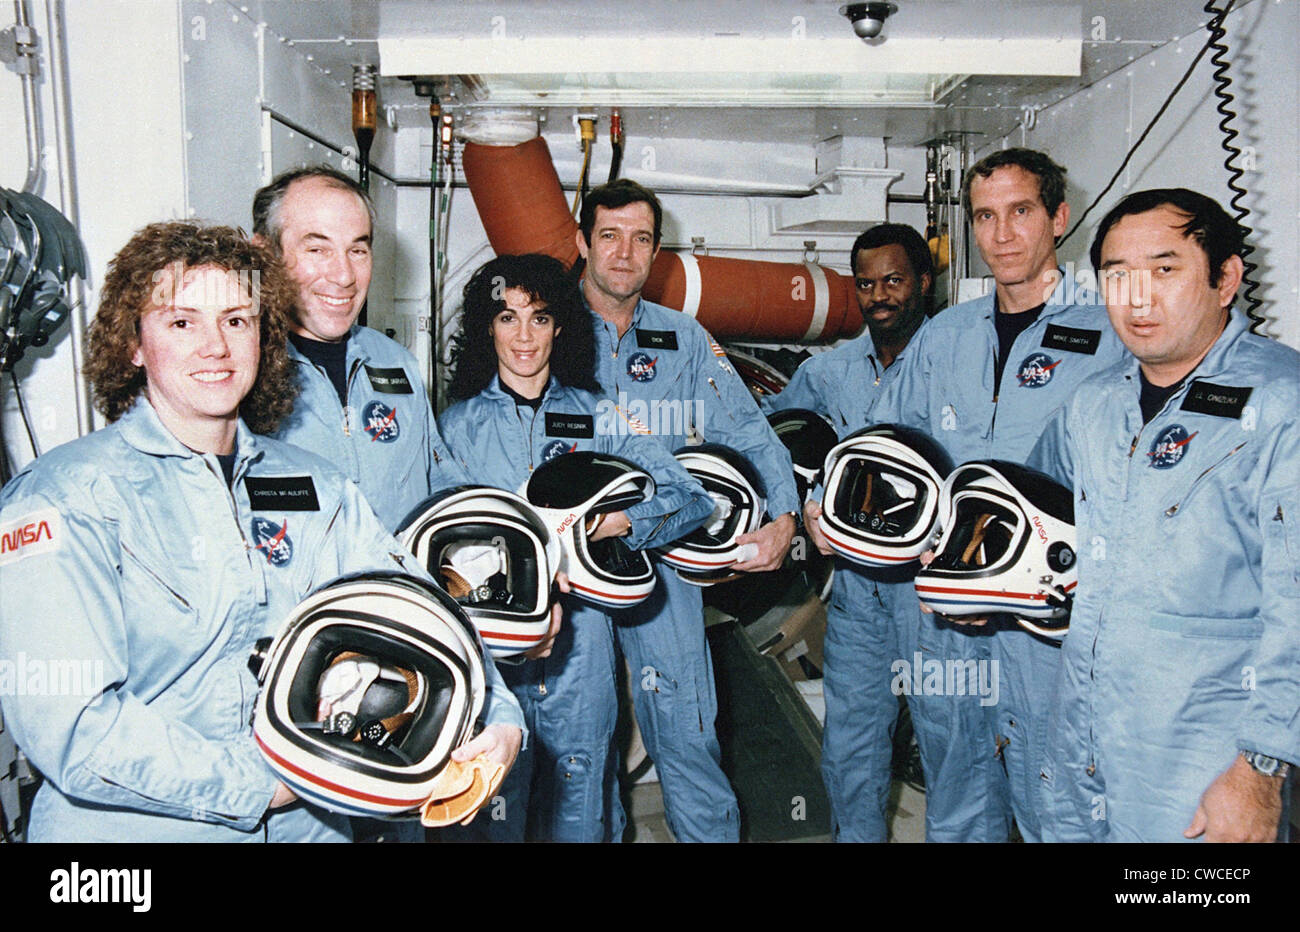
left=251, top=573, right=486, bottom=818
left=522, top=451, right=657, bottom=609
left=658, top=443, right=767, bottom=586
left=914, top=460, right=1076, bottom=638
left=398, top=486, right=561, bottom=659
left=817, top=424, right=953, bottom=579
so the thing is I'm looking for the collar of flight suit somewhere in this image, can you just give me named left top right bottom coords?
left=1115, top=306, right=1251, bottom=392
left=978, top=266, right=1100, bottom=320
left=480, top=373, right=564, bottom=407
left=578, top=284, right=649, bottom=335
left=115, top=395, right=264, bottom=475
left=284, top=324, right=375, bottom=370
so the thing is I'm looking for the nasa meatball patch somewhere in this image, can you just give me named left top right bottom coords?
left=1016, top=352, right=1061, bottom=388
left=541, top=439, right=576, bottom=462
left=1147, top=424, right=1198, bottom=469
left=0, top=507, right=61, bottom=566
left=362, top=401, right=401, bottom=443
left=250, top=516, right=294, bottom=567
left=627, top=351, right=659, bottom=383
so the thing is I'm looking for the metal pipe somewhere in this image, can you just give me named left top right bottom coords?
left=43, top=0, right=91, bottom=435
left=13, top=0, right=43, bottom=193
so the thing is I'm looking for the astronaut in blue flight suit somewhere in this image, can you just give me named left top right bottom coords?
left=0, top=223, right=523, bottom=842
left=577, top=179, right=801, bottom=843
left=765, top=222, right=991, bottom=842
left=870, top=149, right=1129, bottom=841
left=1029, top=189, right=1299, bottom=843
left=251, top=166, right=468, bottom=532
left=437, top=254, right=713, bottom=842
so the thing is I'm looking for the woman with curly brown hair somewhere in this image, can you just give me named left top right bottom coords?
left=0, top=222, right=524, bottom=842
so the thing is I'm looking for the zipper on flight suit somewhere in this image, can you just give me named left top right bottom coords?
left=340, top=359, right=364, bottom=437
left=516, top=403, right=540, bottom=472
left=119, top=540, right=194, bottom=611
left=1162, top=442, right=1247, bottom=517
left=706, top=378, right=731, bottom=421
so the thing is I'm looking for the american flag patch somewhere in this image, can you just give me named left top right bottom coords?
left=617, top=406, right=652, bottom=435
left=709, top=337, right=727, bottom=358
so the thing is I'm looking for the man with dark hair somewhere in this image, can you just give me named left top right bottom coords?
left=252, top=168, right=525, bottom=839
left=870, top=148, right=1129, bottom=841
left=1031, top=188, right=1299, bottom=842
left=766, top=222, right=978, bottom=842
left=577, top=178, right=802, bottom=842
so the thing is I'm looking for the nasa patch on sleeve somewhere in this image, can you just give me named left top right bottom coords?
left=0, top=507, right=61, bottom=566
left=244, top=476, right=321, bottom=511
left=1041, top=324, right=1101, bottom=355
left=545, top=412, right=595, bottom=438
left=364, top=366, right=415, bottom=394
left=1180, top=381, right=1253, bottom=419
left=635, top=329, right=678, bottom=351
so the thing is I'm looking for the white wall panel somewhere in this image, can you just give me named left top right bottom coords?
left=986, top=0, right=1298, bottom=349
left=3, top=0, right=189, bottom=471
left=182, top=0, right=262, bottom=226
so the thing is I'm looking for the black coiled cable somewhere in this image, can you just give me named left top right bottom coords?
left=1203, top=0, right=1265, bottom=333
left=1059, top=0, right=1266, bottom=333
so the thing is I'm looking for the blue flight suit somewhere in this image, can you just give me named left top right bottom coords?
left=763, top=326, right=993, bottom=841
left=872, top=274, right=1129, bottom=841
left=590, top=295, right=801, bottom=842
left=0, top=398, right=522, bottom=842
left=274, top=325, right=467, bottom=531
left=438, top=375, right=712, bottom=842
left=1029, top=310, right=1300, bottom=842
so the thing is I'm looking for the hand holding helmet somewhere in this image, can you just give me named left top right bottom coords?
left=523, top=451, right=658, bottom=608
left=251, top=573, right=491, bottom=821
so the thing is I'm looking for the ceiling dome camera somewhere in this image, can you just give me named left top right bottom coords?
left=839, top=2, right=899, bottom=40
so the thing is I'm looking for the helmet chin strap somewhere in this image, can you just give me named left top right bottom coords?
left=960, top=512, right=996, bottom=566
left=315, top=651, right=422, bottom=750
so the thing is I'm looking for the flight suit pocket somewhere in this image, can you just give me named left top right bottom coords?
left=1144, top=613, right=1263, bottom=640
left=1273, top=483, right=1300, bottom=588
left=119, top=540, right=198, bottom=619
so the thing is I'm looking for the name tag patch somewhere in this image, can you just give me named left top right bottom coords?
left=545, top=413, right=595, bottom=438
left=365, top=366, right=414, bottom=395
left=1180, top=381, right=1253, bottom=419
left=244, top=476, right=321, bottom=512
left=636, top=329, right=678, bottom=351
left=0, top=507, right=61, bottom=565
left=1041, top=324, right=1101, bottom=355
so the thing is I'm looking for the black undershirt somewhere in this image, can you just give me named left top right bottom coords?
left=992, top=300, right=1046, bottom=392
left=1139, top=370, right=1187, bottom=424
left=290, top=332, right=350, bottom=405
left=501, top=380, right=544, bottom=410
left=217, top=450, right=238, bottom=487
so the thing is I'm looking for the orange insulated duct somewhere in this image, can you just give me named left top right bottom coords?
left=461, top=137, right=863, bottom=342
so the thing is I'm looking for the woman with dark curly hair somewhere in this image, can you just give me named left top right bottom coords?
left=438, top=253, right=710, bottom=842
left=447, top=252, right=602, bottom=402
left=0, top=222, right=521, bottom=842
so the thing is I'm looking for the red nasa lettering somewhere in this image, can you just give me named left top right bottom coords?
left=0, top=519, right=53, bottom=555
left=556, top=511, right=579, bottom=535
left=1032, top=515, right=1048, bottom=543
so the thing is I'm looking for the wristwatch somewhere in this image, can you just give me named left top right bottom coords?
left=1240, top=750, right=1292, bottom=778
